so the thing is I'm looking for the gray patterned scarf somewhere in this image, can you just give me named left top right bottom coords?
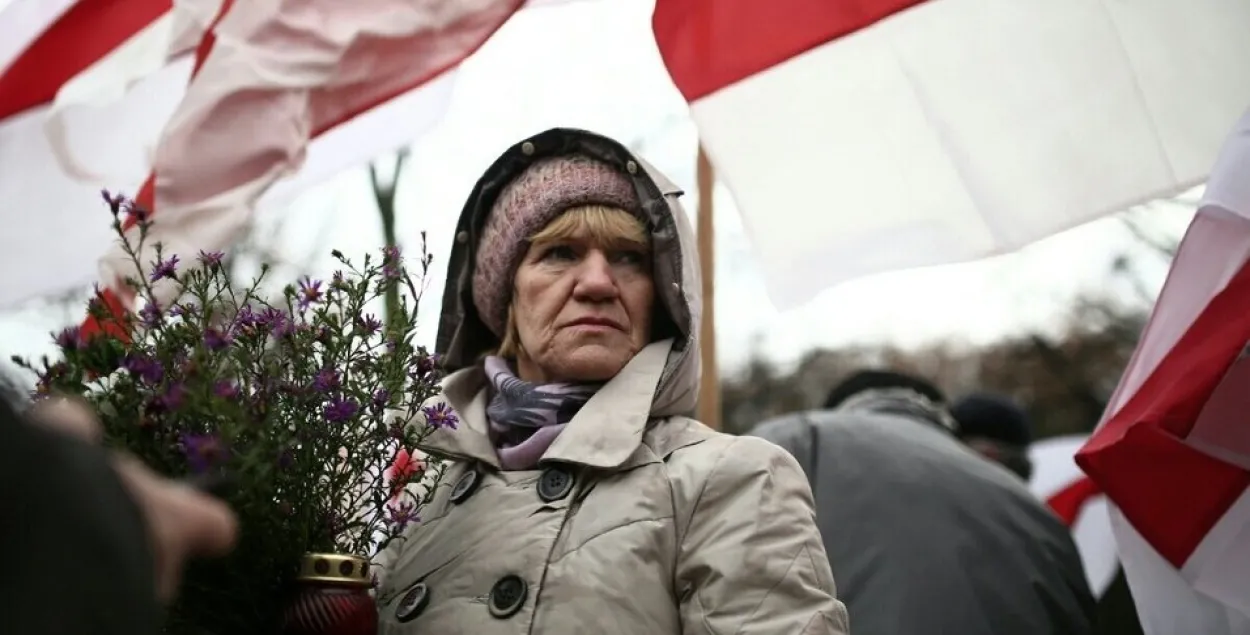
left=483, top=356, right=601, bottom=470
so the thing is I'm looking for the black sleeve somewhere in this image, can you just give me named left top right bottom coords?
left=0, top=399, right=160, bottom=635
left=1094, top=567, right=1145, bottom=635
left=1044, top=520, right=1100, bottom=635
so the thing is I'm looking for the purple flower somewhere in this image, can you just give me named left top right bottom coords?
left=356, top=314, right=382, bottom=337
left=298, top=278, right=323, bottom=310
left=124, top=354, right=164, bottom=385
left=258, top=307, right=285, bottom=328
left=386, top=500, right=419, bottom=533
left=387, top=418, right=407, bottom=440
left=180, top=433, right=227, bottom=474
left=86, top=286, right=109, bottom=317
left=101, top=189, right=126, bottom=214
left=254, top=307, right=292, bottom=338
left=370, top=389, right=390, bottom=415
left=273, top=319, right=294, bottom=339
left=204, top=327, right=232, bottom=351
left=277, top=448, right=295, bottom=470
left=149, top=254, right=179, bottom=282
left=169, top=303, right=197, bottom=318
left=382, top=245, right=403, bottom=280
left=421, top=402, right=458, bottom=429
left=312, top=368, right=340, bottom=393
left=330, top=270, right=349, bottom=292
left=213, top=380, right=239, bottom=400
left=232, top=305, right=259, bottom=335
left=55, top=326, right=83, bottom=351
left=139, top=302, right=163, bottom=329
left=415, top=353, right=441, bottom=377
left=124, top=201, right=150, bottom=224
left=197, top=250, right=224, bottom=268
left=35, top=362, right=69, bottom=395
left=158, top=383, right=187, bottom=412
left=315, top=326, right=333, bottom=345
left=324, top=397, right=359, bottom=423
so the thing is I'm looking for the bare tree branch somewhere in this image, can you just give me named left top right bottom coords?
left=1121, top=211, right=1179, bottom=261
left=369, top=149, right=410, bottom=334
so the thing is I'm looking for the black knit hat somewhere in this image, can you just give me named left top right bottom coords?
left=951, top=393, right=1032, bottom=447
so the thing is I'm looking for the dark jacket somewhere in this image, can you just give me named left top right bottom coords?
left=750, top=389, right=1096, bottom=635
left=0, top=397, right=159, bottom=635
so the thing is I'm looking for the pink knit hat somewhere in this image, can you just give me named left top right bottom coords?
left=472, top=155, right=641, bottom=337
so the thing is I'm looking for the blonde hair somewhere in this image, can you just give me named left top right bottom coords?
left=496, top=205, right=648, bottom=358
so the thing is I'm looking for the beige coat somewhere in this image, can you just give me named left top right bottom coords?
left=377, top=128, right=849, bottom=634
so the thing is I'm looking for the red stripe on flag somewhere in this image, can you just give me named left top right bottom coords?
left=0, top=0, right=171, bottom=121
left=1046, top=476, right=1102, bottom=527
left=652, top=0, right=928, bottom=102
left=1077, top=244, right=1250, bottom=567
left=125, top=0, right=233, bottom=225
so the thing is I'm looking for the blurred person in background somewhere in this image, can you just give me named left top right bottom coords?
left=954, top=393, right=1148, bottom=634
left=0, top=386, right=237, bottom=635
left=951, top=392, right=1035, bottom=480
left=750, top=369, right=1096, bottom=635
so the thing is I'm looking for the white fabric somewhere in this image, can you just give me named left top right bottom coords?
left=1028, top=435, right=1118, bottom=597
left=691, top=0, right=1250, bottom=310
left=1113, top=506, right=1250, bottom=635
left=1182, top=489, right=1250, bottom=623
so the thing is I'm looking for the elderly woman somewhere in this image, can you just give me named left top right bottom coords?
left=377, top=128, right=848, bottom=634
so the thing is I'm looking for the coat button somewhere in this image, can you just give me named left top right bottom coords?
left=521, top=141, right=535, bottom=156
left=625, top=160, right=638, bottom=174
left=455, top=230, right=468, bottom=244
left=488, top=575, right=527, bottom=619
left=395, top=582, right=430, bottom=623
left=537, top=466, right=574, bottom=503
left=450, top=466, right=480, bottom=504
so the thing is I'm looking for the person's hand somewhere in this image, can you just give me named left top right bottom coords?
left=29, top=397, right=239, bottom=601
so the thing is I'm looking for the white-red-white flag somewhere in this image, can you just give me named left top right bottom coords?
left=1077, top=109, right=1250, bottom=634
left=652, top=0, right=1250, bottom=310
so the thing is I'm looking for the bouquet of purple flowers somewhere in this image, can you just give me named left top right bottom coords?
left=16, top=194, right=453, bottom=634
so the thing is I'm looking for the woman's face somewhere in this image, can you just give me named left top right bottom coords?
left=511, top=227, right=654, bottom=383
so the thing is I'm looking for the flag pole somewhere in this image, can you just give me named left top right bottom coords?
left=696, top=145, right=721, bottom=429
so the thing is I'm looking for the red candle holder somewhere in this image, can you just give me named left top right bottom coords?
left=281, top=553, right=378, bottom=635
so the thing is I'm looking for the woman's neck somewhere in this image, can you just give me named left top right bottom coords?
left=515, top=354, right=549, bottom=383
